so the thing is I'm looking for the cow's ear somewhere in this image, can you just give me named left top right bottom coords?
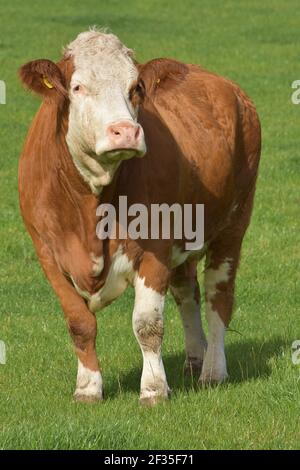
left=137, top=59, right=188, bottom=97
left=19, top=59, right=68, bottom=99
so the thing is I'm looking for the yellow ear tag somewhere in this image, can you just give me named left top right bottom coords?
left=156, top=78, right=160, bottom=85
left=42, top=76, right=54, bottom=89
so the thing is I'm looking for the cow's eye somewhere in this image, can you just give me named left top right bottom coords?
left=73, top=85, right=81, bottom=93
left=135, top=83, right=142, bottom=94
left=129, top=81, right=145, bottom=106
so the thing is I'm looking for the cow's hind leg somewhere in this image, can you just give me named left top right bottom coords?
left=200, top=254, right=233, bottom=385
left=200, top=218, right=250, bottom=385
left=170, top=260, right=207, bottom=375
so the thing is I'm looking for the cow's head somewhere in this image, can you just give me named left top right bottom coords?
left=19, top=29, right=146, bottom=193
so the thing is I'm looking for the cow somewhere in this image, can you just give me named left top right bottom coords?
left=18, top=29, right=261, bottom=405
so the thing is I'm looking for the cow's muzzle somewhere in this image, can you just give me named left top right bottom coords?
left=96, top=121, right=146, bottom=162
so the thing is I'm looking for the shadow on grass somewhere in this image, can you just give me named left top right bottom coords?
left=226, top=335, right=288, bottom=384
left=109, top=336, right=289, bottom=397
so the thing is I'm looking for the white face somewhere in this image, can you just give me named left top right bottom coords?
left=65, top=30, right=146, bottom=193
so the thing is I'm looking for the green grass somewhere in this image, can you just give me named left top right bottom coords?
left=0, top=0, right=300, bottom=450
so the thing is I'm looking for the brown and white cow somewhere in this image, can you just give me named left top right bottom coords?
left=18, top=29, right=261, bottom=405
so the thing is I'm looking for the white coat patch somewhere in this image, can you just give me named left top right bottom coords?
left=171, top=243, right=207, bottom=269
left=70, top=248, right=135, bottom=312
left=74, top=360, right=103, bottom=400
left=64, top=29, right=145, bottom=194
left=201, top=258, right=232, bottom=383
left=205, top=258, right=232, bottom=302
left=91, top=254, right=104, bottom=276
left=133, top=276, right=169, bottom=400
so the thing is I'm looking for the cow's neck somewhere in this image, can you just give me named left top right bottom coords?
left=68, top=148, right=122, bottom=196
left=60, top=126, right=126, bottom=288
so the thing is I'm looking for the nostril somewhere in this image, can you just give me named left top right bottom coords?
left=134, top=126, right=141, bottom=140
left=107, top=122, right=143, bottom=146
left=110, top=127, right=121, bottom=137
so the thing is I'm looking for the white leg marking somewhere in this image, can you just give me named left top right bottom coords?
left=74, top=360, right=103, bottom=401
left=200, top=259, right=232, bottom=384
left=200, top=306, right=227, bottom=383
left=171, top=285, right=207, bottom=368
left=133, top=276, right=169, bottom=403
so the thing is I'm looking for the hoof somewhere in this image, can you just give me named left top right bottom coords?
left=184, top=361, right=203, bottom=377
left=139, top=389, right=171, bottom=407
left=74, top=392, right=103, bottom=403
left=140, top=394, right=169, bottom=407
left=199, top=372, right=228, bottom=387
left=199, top=350, right=228, bottom=386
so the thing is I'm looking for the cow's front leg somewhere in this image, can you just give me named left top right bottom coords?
left=133, top=273, right=170, bottom=406
left=64, top=299, right=103, bottom=402
left=32, top=238, right=103, bottom=402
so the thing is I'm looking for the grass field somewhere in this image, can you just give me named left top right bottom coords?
left=0, top=0, right=300, bottom=450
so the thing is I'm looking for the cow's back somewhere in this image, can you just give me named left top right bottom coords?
left=122, top=59, right=261, bottom=240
